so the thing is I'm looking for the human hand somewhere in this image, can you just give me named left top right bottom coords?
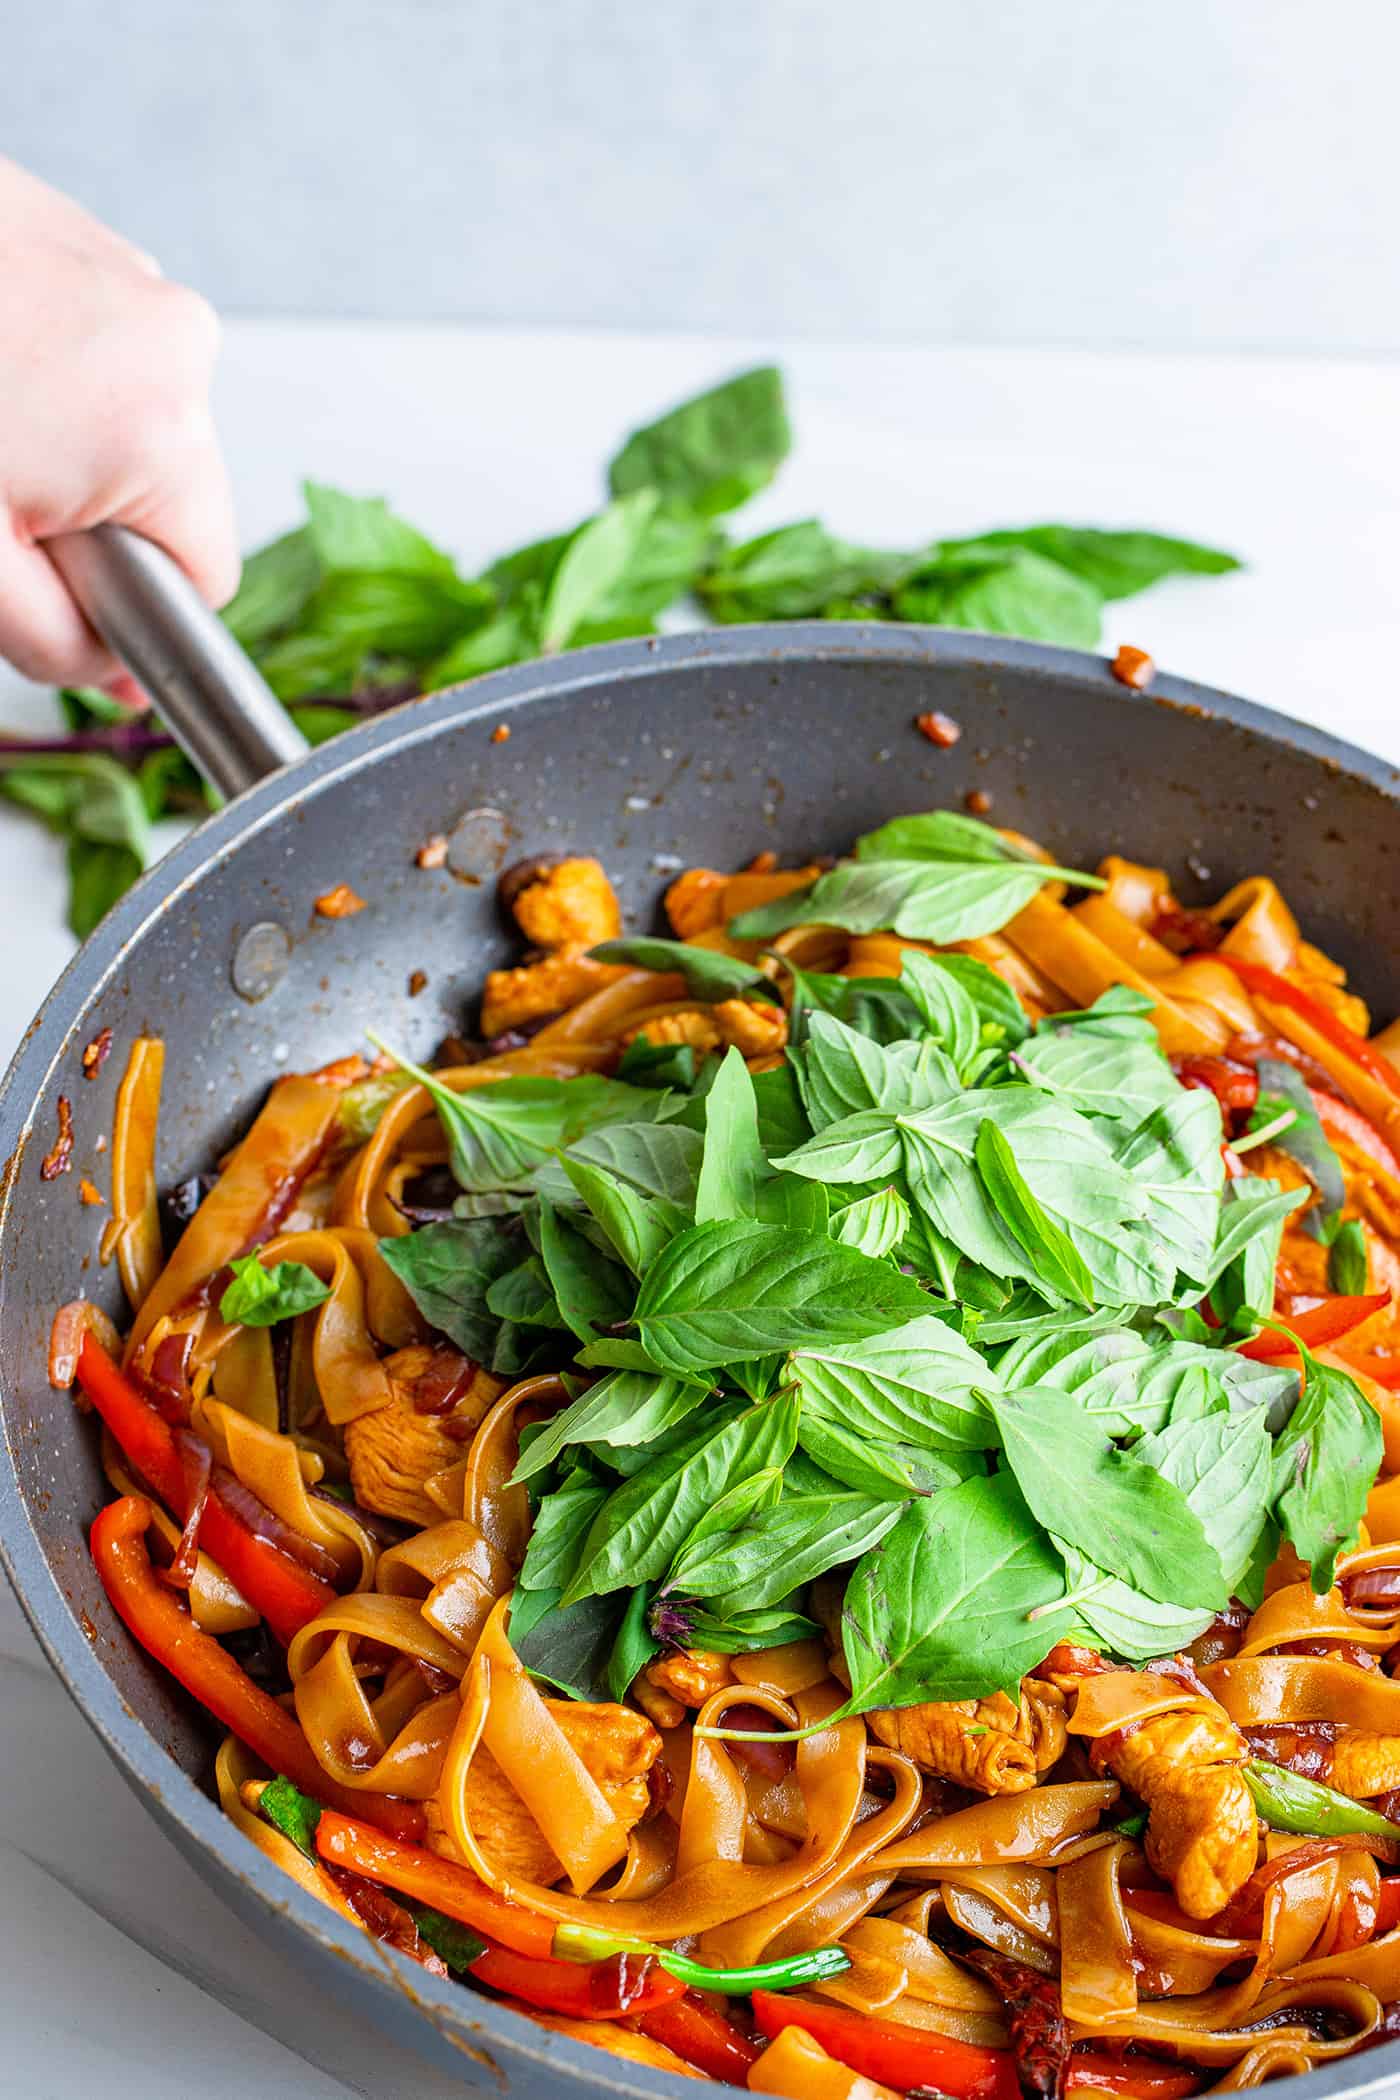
left=0, top=157, right=239, bottom=698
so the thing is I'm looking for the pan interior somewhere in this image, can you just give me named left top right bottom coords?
left=4, top=628, right=1399, bottom=2095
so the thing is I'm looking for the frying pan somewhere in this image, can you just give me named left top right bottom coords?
left=4, top=528, right=1400, bottom=2099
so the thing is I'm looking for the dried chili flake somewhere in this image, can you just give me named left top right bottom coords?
left=407, top=969, right=429, bottom=997
left=78, top=1177, right=105, bottom=1206
left=1112, top=644, right=1155, bottom=690
left=491, top=723, right=511, bottom=744
left=40, top=1095, right=75, bottom=1180
left=916, top=710, right=962, bottom=748
left=965, top=788, right=993, bottom=815
left=81, top=1027, right=113, bottom=1080
left=314, top=883, right=367, bottom=919
left=415, top=835, right=449, bottom=869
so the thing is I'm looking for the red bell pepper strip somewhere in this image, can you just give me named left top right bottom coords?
left=1237, top=1291, right=1391, bottom=1360
left=639, top=1994, right=763, bottom=2081
left=1311, top=1088, right=1400, bottom=1180
left=1213, top=957, right=1400, bottom=1104
left=1376, top=1879, right=1400, bottom=1935
left=751, top=1991, right=1020, bottom=2100
left=90, top=1496, right=422, bottom=1840
left=1172, top=1054, right=1260, bottom=1116
left=78, top=1331, right=334, bottom=1645
left=314, top=1809, right=557, bottom=1960
left=469, top=1941, right=684, bottom=2020
left=1337, top=1351, right=1400, bottom=1389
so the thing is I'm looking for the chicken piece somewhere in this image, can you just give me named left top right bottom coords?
left=427, top=1699, right=660, bottom=1884
left=645, top=1648, right=735, bottom=1710
left=1104, top=1706, right=1257, bottom=1919
left=517, top=2010, right=706, bottom=2079
left=480, top=946, right=627, bottom=1037
left=622, top=1009, right=722, bottom=1054
left=714, top=998, right=789, bottom=1060
left=344, top=1346, right=502, bottom=1526
left=503, top=856, right=621, bottom=951
left=1328, top=1731, right=1400, bottom=1799
left=665, top=866, right=730, bottom=939
left=867, top=1684, right=1068, bottom=1794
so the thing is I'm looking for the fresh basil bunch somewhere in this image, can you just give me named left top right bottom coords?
left=373, top=849, right=1376, bottom=1715
left=1, top=366, right=1239, bottom=936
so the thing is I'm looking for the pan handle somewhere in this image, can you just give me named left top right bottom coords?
left=45, top=524, right=309, bottom=801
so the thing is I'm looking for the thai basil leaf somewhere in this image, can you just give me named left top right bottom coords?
left=830, top=1186, right=910, bottom=1260
left=839, top=1475, right=1075, bottom=1710
left=909, top=952, right=1030, bottom=1049
left=518, top=1467, right=611, bottom=1593
left=539, top=490, right=659, bottom=652
left=951, top=525, right=1240, bottom=601
left=535, top=1194, right=635, bottom=1341
left=222, top=526, right=321, bottom=647
left=676, top=1481, right=903, bottom=1611
left=899, top=1090, right=1162, bottom=1307
left=1248, top=1057, right=1345, bottom=1218
left=377, top=1215, right=522, bottom=1360
left=511, top=1591, right=626, bottom=1703
left=513, top=1369, right=711, bottom=1484
left=371, top=1040, right=654, bottom=1192
left=1272, top=1352, right=1384, bottom=1592
left=1113, top=1089, right=1226, bottom=1287
left=605, top=1587, right=659, bottom=1703
left=607, top=365, right=791, bottom=516
left=890, top=545, right=1103, bottom=648
left=695, top=1047, right=770, bottom=1224
left=561, top=1155, right=688, bottom=1275
left=220, top=1253, right=330, bottom=1327
left=987, top=1385, right=1226, bottom=1608
left=303, top=481, right=458, bottom=578
left=730, top=855, right=1078, bottom=946
left=777, top=1109, right=904, bottom=1185
left=617, top=1037, right=697, bottom=1090
left=697, top=520, right=911, bottom=621
left=560, top=1120, right=705, bottom=1208
left=974, top=1118, right=1094, bottom=1307
left=998, top=1323, right=1299, bottom=1437
left=590, top=936, right=776, bottom=1003
left=897, top=951, right=982, bottom=1075
left=486, top=1254, right=567, bottom=1328
left=1328, top=1218, right=1369, bottom=1295
left=796, top=1414, right=975, bottom=1499
left=797, top=1013, right=958, bottom=1128
left=566, top=1394, right=799, bottom=1600
left=854, top=809, right=1039, bottom=866
left=634, top=1221, right=931, bottom=1375
left=1015, top=1018, right=1183, bottom=1128
left=669, top=1603, right=820, bottom=1654
left=1133, top=1407, right=1273, bottom=1589
left=789, top=1314, right=999, bottom=1451
left=1057, top=1545, right=1218, bottom=1662
left=1208, top=1176, right=1309, bottom=1330
left=1200, top=1176, right=1310, bottom=1299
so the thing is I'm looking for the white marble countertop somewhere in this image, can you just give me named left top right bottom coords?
left=2, top=323, right=1398, bottom=2097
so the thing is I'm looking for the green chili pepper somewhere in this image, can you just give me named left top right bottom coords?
left=1245, top=1759, right=1400, bottom=1841
left=1113, top=1807, right=1149, bottom=1838
left=553, top=1921, right=850, bottom=1992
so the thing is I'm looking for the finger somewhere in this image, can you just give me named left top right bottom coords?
left=99, top=671, right=151, bottom=711
left=120, top=423, right=242, bottom=610
left=0, top=517, right=121, bottom=688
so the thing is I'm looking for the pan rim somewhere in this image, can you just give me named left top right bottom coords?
left=4, top=620, right=1400, bottom=2100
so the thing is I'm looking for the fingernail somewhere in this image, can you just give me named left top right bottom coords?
left=102, top=673, right=151, bottom=711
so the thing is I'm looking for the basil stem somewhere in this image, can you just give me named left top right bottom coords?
left=552, top=1921, right=849, bottom=1991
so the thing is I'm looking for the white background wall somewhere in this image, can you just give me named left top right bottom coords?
left=6, top=0, right=1399, bottom=351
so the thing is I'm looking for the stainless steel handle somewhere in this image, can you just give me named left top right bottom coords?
left=46, top=524, right=309, bottom=801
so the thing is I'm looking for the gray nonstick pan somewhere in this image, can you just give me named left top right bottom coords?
left=4, top=528, right=1400, bottom=2097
